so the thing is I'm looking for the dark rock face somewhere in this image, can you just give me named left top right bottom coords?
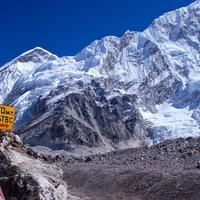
left=0, top=174, right=40, bottom=200
left=138, top=50, right=174, bottom=111
left=15, top=81, right=147, bottom=151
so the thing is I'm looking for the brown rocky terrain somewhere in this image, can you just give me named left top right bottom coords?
left=62, top=137, right=200, bottom=200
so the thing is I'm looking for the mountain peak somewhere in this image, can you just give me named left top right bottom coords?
left=21, top=46, right=49, bottom=54
left=0, top=47, right=58, bottom=76
left=15, top=47, right=58, bottom=64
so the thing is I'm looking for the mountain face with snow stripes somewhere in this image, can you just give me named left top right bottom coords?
left=1, top=1, right=200, bottom=154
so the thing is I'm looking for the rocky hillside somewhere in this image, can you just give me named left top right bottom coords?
left=1, top=1, right=200, bottom=153
left=15, top=82, right=147, bottom=154
left=0, top=132, right=68, bottom=200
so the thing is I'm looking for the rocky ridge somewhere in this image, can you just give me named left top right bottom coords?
left=0, top=132, right=68, bottom=200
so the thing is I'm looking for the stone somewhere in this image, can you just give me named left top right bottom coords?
left=197, top=160, right=200, bottom=169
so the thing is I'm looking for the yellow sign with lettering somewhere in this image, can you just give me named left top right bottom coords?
left=0, top=104, right=15, bottom=132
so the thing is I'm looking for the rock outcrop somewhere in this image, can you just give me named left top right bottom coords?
left=0, top=132, right=67, bottom=200
left=15, top=82, right=147, bottom=154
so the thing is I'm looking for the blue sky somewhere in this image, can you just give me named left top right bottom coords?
left=0, top=0, right=195, bottom=66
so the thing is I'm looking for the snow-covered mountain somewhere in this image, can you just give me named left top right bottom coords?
left=1, top=1, right=200, bottom=153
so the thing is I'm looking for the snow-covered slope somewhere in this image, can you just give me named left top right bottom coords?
left=1, top=1, right=200, bottom=152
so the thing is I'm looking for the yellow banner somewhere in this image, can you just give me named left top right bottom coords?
left=0, top=104, right=15, bottom=132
